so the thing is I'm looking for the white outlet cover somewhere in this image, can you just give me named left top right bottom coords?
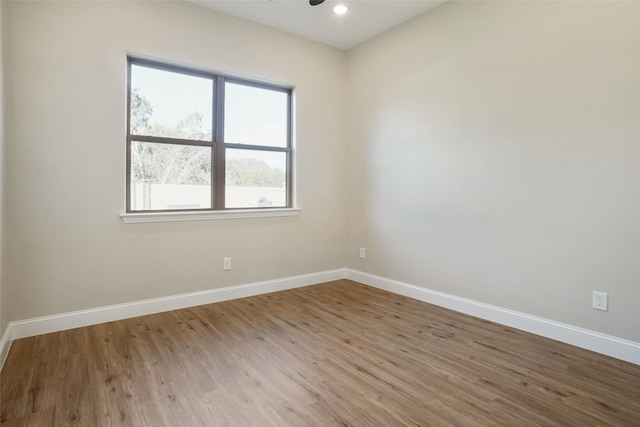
left=592, top=291, right=608, bottom=311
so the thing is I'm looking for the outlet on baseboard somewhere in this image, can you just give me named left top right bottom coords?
left=592, top=291, right=608, bottom=311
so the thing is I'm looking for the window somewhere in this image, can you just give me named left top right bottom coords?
left=126, top=57, right=292, bottom=213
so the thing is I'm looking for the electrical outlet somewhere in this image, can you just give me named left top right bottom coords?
left=592, top=291, right=608, bottom=311
left=359, top=247, right=365, bottom=259
left=223, top=257, right=231, bottom=271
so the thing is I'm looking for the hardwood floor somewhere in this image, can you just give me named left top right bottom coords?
left=1, top=279, right=639, bottom=426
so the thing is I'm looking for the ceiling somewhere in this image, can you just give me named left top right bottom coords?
left=191, top=0, right=448, bottom=50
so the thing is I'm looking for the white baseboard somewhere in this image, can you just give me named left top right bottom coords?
left=1, top=269, right=345, bottom=368
left=346, top=269, right=640, bottom=365
left=2, top=268, right=638, bottom=370
left=0, top=324, right=11, bottom=371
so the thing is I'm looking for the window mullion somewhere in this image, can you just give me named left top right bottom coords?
left=286, top=87, right=293, bottom=208
left=214, top=77, right=226, bottom=209
left=210, top=76, right=216, bottom=210
left=223, top=142, right=289, bottom=153
left=130, top=134, right=213, bottom=147
left=126, top=59, right=133, bottom=212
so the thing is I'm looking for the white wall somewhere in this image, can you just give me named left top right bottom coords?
left=3, top=1, right=348, bottom=320
left=0, top=0, right=6, bottom=337
left=347, top=1, right=640, bottom=342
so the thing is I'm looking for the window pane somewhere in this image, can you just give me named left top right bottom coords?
left=131, top=65, right=213, bottom=141
left=224, top=83, right=288, bottom=147
left=130, top=141, right=211, bottom=210
left=225, top=148, right=287, bottom=208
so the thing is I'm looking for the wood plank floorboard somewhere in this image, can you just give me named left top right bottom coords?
left=1, top=279, right=639, bottom=426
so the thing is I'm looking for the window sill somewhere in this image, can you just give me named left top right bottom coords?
left=120, top=208, right=301, bottom=224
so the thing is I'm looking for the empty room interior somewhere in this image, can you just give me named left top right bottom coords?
left=0, top=0, right=639, bottom=425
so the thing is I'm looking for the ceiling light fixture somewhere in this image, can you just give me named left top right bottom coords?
left=333, top=4, right=348, bottom=14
